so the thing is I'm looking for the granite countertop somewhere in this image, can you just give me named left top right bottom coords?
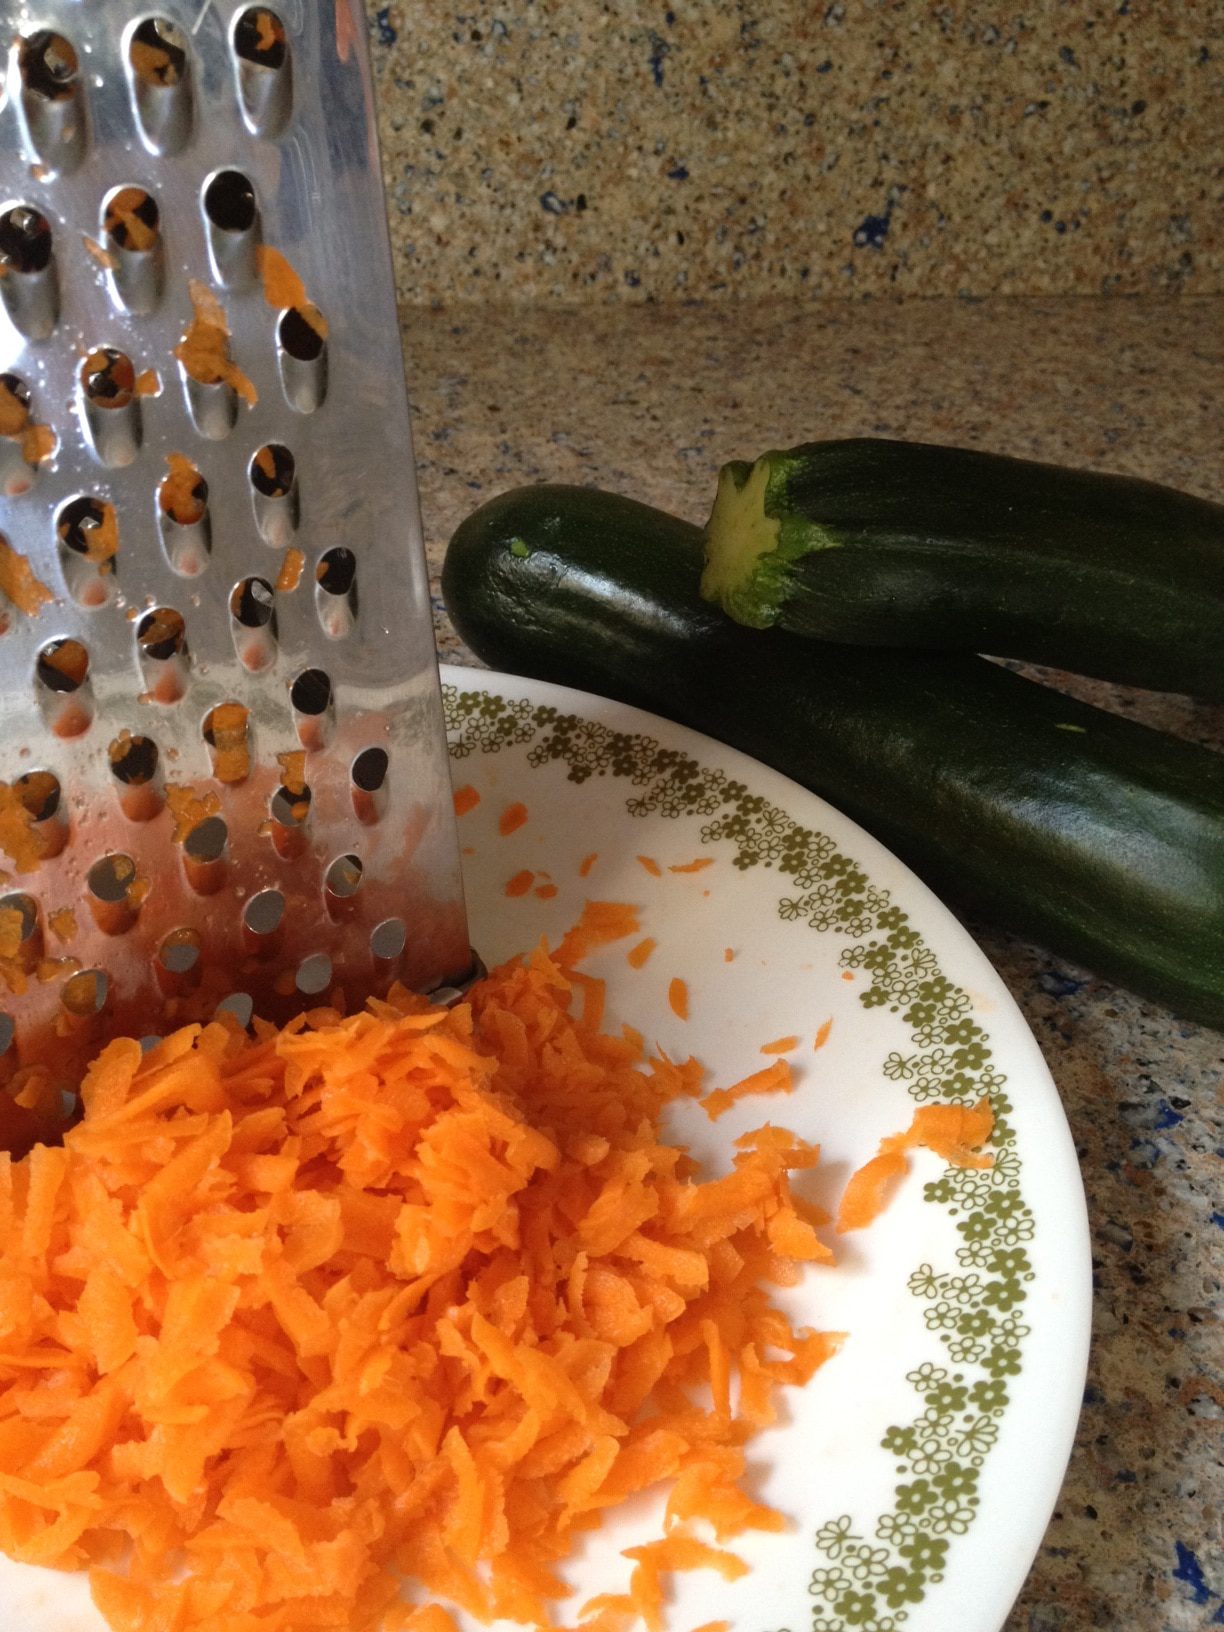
left=403, top=293, right=1223, bottom=1631
left=369, top=2, right=1222, bottom=301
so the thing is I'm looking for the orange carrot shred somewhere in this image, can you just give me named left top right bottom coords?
left=723, top=948, right=734, bottom=962
left=504, top=869, right=535, bottom=898
left=668, top=977, right=689, bottom=1020
left=499, top=801, right=528, bottom=836
left=627, top=938, right=657, bottom=970
left=453, top=784, right=480, bottom=817
left=667, top=858, right=715, bottom=874
left=636, top=855, right=662, bottom=877
left=837, top=1097, right=995, bottom=1232
left=814, top=1017, right=833, bottom=1050
left=760, top=1035, right=800, bottom=1055
left=0, top=905, right=864, bottom=1632
left=578, top=852, right=598, bottom=877
left=535, top=882, right=559, bottom=899
left=703, top=1058, right=793, bottom=1121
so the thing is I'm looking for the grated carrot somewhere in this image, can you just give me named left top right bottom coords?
left=499, top=802, right=528, bottom=836
left=667, top=859, right=714, bottom=874
left=702, top=1059, right=793, bottom=1121
left=0, top=906, right=844, bottom=1632
left=814, top=1018, right=833, bottom=1051
left=668, top=978, right=689, bottom=1020
left=578, top=853, right=598, bottom=878
left=535, top=883, right=558, bottom=900
left=837, top=1097, right=995, bottom=1232
left=760, top=1035, right=799, bottom=1056
left=627, top=938, right=657, bottom=970
left=453, top=784, right=480, bottom=817
left=0, top=535, right=55, bottom=617
left=275, top=546, right=305, bottom=593
left=504, top=869, right=535, bottom=898
left=723, top=948, right=734, bottom=963
left=636, top=856, right=662, bottom=878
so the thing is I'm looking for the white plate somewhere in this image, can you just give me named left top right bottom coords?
left=3, top=666, right=1091, bottom=1632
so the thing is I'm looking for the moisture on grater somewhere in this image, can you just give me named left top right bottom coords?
left=0, top=2, right=472, bottom=1146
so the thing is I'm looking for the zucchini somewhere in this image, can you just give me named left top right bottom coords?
left=700, top=438, right=1224, bottom=701
left=443, top=484, right=1224, bottom=1028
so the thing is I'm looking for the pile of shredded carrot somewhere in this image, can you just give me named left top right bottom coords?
left=0, top=904, right=992, bottom=1632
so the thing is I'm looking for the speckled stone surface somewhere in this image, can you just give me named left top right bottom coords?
left=367, top=2, right=1223, bottom=301
left=403, top=294, right=1224, bottom=1630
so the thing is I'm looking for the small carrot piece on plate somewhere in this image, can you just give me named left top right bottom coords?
left=498, top=800, right=528, bottom=835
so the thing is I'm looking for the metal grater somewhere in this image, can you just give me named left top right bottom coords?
left=0, top=0, right=473, bottom=1121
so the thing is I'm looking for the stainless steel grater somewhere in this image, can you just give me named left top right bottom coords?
left=0, top=0, right=473, bottom=1116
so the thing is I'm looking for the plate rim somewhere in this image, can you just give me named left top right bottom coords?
left=441, top=660, right=1092, bottom=1632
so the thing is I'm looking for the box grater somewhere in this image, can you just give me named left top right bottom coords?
left=0, top=0, right=473, bottom=1130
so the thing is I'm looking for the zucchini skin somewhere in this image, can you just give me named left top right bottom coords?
left=443, top=484, right=1224, bottom=1029
left=701, top=438, right=1224, bottom=701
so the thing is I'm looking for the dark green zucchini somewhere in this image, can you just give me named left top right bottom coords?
left=700, top=438, right=1224, bottom=701
left=443, top=483, right=1224, bottom=1029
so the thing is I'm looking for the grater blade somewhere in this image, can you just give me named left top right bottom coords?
left=0, top=1, right=472, bottom=1126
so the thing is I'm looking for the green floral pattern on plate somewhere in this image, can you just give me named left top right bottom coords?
left=443, top=684, right=1032, bottom=1632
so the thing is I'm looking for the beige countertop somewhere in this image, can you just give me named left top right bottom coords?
left=369, top=2, right=1223, bottom=302
left=406, top=293, right=1224, bottom=1632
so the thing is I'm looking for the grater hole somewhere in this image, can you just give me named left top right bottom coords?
left=15, top=770, right=60, bottom=823
left=0, top=893, right=39, bottom=947
left=19, top=32, right=79, bottom=101
left=184, top=814, right=227, bottom=864
left=202, top=703, right=251, bottom=784
left=81, top=348, right=136, bottom=409
left=216, top=991, right=253, bottom=1027
left=270, top=782, right=312, bottom=827
left=278, top=305, right=325, bottom=363
left=295, top=952, right=332, bottom=996
left=204, top=170, right=257, bottom=234
left=243, top=888, right=284, bottom=936
left=250, top=442, right=295, bottom=497
left=0, top=206, right=53, bottom=275
left=158, top=457, right=209, bottom=576
left=352, top=747, right=388, bottom=793
left=0, top=372, right=53, bottom=495
left=290, top=668, right=331, bottom=716
left=325, top=853, right=363, bottom=901
left=370, top=918, right=407, bottom=962
left=230, top=576, right=275, bottom=628
left=317, top=548, right=356, bottom=597
left=138, top=608, right=186, bottom=660
left=87, top=853, right=137, bottom=906
left=58, top=497, right=118, bottom=605
left=158, top=927, right=201, bottom=977
left=351, top=748, right=389, bottom=824
left=129, top=18, right=188, bottom=87
left=230, top=578, right=277, bottom=671
left=0, top=372, right=32, bottom=423
left=104, top=187, right=160, bottom=254
left=62, top=968, right=108, bottom=1018
left=58, top=495, right=118, bottom=562
left=36, top=638, right=88, bottom=694
left=290, top=671, right=332, bottom=751
left=108, top=732, right=158, bottom=785
left=316, top=548, right=357, bottom=638
left=234, top=8, right=288, bottom=70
